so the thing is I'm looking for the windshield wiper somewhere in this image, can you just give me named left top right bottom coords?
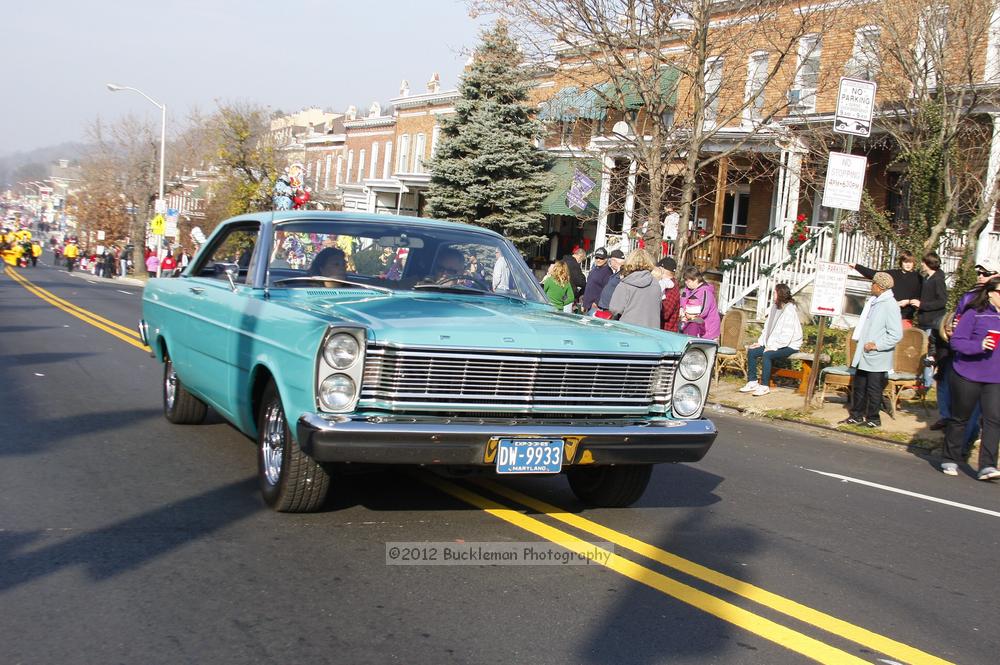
left=273, top=276, right=392, bottom=293
left=412, top=283, right=495, bottom=295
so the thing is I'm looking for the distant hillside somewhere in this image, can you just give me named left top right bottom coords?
left=0, top=142, right=90, bottom=187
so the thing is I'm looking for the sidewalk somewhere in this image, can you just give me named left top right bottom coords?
left=710, top=375, right=945, bottom=451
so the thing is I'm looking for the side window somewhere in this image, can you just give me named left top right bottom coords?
left=196, top=225, right=259, bottom=283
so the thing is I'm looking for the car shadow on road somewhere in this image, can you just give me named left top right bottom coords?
left=0, top=477, right=261, bottom=594
left=0, top=407, right=161, bottom=458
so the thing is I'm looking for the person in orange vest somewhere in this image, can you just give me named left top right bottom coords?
left=63, top=239, right=80, bottom=272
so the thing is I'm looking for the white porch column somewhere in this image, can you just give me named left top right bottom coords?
left=365, top=187, right=377, bottom=214
left=978, top=113, right=1000, bottom=265
left=595, top=154, right=616, bottom=250
left=622, top=159, right=638, bottom=241
left=772, top=149, right=788, bottom=231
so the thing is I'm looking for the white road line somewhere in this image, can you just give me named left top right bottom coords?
left=806, top=468, right=1000, bottom=518
left=116, top=290, right=134, bottom=295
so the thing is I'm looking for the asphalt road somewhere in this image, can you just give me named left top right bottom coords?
left=2, top=262, right=997, bottom=665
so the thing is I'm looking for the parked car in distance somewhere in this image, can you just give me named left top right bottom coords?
left=140, top=212, right=718, bottom=512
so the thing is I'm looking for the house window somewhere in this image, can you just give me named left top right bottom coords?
left=704, top=57, right=724, bottom=124
left=370, top=142, right=379, bottom=179
left=792, top=34, right=822, bottom=113
left=315, top=159, right=323, bottom=189
left=722, top=185, right=751, bottom=235
left=346, top=150, right=354, bottom=184
left=383, top=141, right=393, bottom=179
left=358, top=149, right=366, bottom=182
left=846, top=26, right=881, bottom=81
left=988, top=9, right=1000, bottom=81
left=413, top=133, right=427, bottom=173
left=397, top=134, right=410, bottom=173
left=324, top=155, right=332, bottom=190
left=336, top=156, right=343, bottom=186
left=431, top=125, right=441, bottom=158
left=744, top=51, right=769, bottom=123
left=916, top=6, right=948, bottom=89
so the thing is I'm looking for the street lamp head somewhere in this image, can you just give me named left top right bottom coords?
left=106, top=83, right=123, bottom=91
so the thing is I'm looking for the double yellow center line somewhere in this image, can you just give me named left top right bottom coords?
left=4, top=264, right=953, bottom=664
left=4, top=267, right=149, bottom=352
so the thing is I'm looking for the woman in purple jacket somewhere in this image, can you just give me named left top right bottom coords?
left=679, top=267, right=721, bottom=340
left=940, top=276, right=1000, bottom=480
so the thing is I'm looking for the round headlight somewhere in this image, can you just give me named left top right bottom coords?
left=673, top=384, right=703, bottom=418
left=323, top=333, right=360, bottom=369
left=679, top=347, right=709, bottom=381
left=319, top=374, right=356, bottom=410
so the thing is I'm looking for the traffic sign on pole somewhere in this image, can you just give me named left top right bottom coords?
left=834, top=78, right=876, bottom=137
left=821, top=152, right=868, bottom=212
left=150, top=214, right=165, bottom=236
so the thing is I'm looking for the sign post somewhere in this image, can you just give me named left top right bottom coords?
left=804, top=78, right=877, bottom=408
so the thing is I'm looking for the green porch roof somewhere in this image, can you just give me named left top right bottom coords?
left=596, top=68, right=679, bottom=111
left=540, top=158, right=601, bottom=218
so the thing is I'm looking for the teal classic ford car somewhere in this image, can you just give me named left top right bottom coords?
left=140, top=212, right=717, bottom=512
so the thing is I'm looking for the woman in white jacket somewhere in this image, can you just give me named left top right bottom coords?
left=740, top=283, right=803, bottom=396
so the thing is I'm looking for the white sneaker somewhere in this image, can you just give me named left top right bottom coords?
left=739, top=381, right=759, bottom=393
left=751, top=385, right=771, bottom=396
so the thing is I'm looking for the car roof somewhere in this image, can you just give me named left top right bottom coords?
left=224, top=210, right=505, bottom=240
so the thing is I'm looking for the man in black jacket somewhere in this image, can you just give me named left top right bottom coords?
left=581, top=247, right=612, bottom=312
left=852, top=251, right=922, bottom=324
left=563, top=247, right=587, bottom=306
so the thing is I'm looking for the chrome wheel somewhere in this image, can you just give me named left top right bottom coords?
left=261, top=401, right=286, bottom=486
left=164, top=361, right=177, bottom=412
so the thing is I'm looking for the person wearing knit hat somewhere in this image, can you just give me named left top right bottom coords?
left=840, top=271, right=904, bottom=428
left=872, top=271, right=894, bottom=290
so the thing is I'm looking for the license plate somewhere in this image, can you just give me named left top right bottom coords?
left=495, top=438, right=564, bottom=474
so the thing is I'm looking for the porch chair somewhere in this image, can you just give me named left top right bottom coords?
left=714, top=309, right=748, bottom=382
left=816, top=330, right=857, bottom=405
left=884, top=327, right=929, bottom=418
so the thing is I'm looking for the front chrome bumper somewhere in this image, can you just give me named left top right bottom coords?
left=296, top=413, right=717, bottom=467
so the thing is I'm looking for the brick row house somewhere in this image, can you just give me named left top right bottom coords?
left=524, top=0, right=1000, bottom=320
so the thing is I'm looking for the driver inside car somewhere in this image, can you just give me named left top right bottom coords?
left=308, top=247, right=348, bottom=284
left=432, top=247, right=466, bottom=281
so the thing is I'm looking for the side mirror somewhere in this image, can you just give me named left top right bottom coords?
left=213, top=261, right=240, bottom=291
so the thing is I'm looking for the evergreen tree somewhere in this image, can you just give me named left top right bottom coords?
left=425, top=22, right=548, bottom=252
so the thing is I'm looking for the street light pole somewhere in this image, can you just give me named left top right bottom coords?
left=106, top=82, right=166, bottom=277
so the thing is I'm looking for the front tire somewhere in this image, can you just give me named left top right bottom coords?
left=257, top=383, right=330, bottom=512
left=163, top=358, right=207, bottom=424
left=567, top=464, right=653, bottom=508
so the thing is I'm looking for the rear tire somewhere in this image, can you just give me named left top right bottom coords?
left=257, top=382, right=330, bottom=512
left=567, top=464, right=653, bottom=508
left=163, top=358, right=207, bottom=424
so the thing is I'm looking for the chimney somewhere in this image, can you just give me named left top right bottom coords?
left=346, top=105, right=357, bottom=121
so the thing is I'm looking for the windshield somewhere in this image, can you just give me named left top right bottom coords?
left=267, top=219, right=548, bottom=304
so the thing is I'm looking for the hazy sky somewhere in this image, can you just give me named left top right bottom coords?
left=0, top=0, right=487, bottom=156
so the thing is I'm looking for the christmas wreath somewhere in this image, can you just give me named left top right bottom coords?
left=787, top=213, right=809, bottom=254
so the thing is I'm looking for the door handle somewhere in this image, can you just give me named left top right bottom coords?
left=189, top=287, right=205, bottom=295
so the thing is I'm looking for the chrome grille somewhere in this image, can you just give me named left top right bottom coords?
left=360, top=344, right=677, bottom=414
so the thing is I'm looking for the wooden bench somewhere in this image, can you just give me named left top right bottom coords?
left=769, top=351, right=830, bottom=395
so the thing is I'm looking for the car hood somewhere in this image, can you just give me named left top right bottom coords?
left=280, top=291, right=688, bottom=354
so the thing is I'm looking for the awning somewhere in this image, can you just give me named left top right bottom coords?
left=596, top=67, right=679, bottom=112
left=540, top=158, right=602, bottom=218
left=538, top=86, right=606, bottom=122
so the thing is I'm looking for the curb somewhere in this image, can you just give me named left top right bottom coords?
left=707, top=399, right=940, bottom=452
